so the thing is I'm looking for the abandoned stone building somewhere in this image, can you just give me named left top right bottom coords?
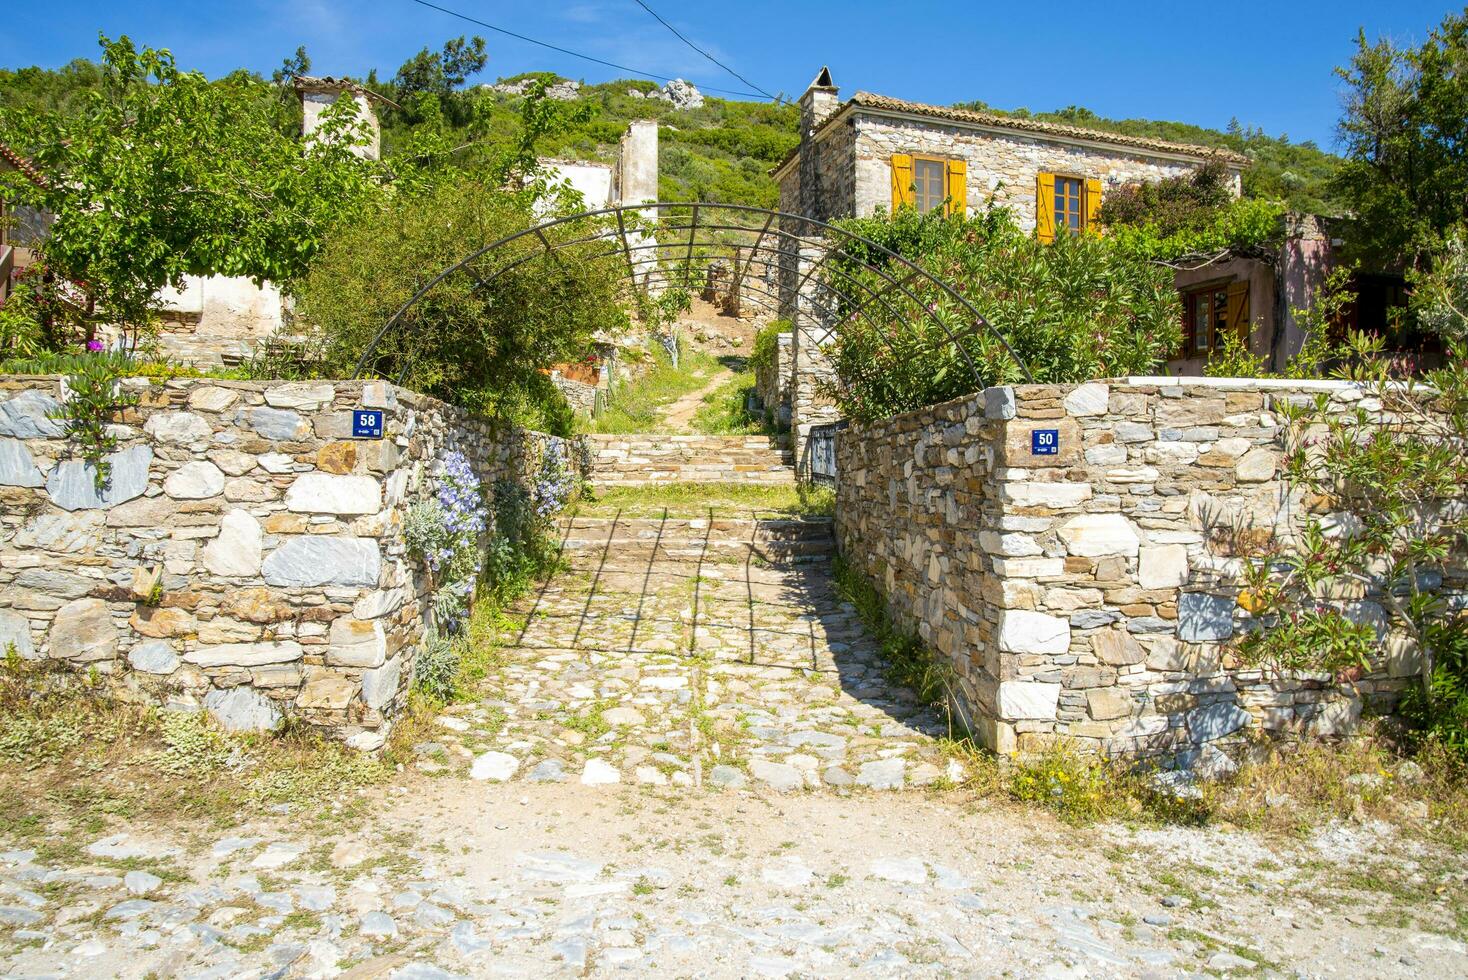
left=0, top=140, right=49, bottom=305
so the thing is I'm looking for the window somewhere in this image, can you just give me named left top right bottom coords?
left=1035, top=173, right=1102, bottom=242
left=890, top=155, right=967, bottom=215
left=1054, top=176, right=1084, bottom=233
left=1181, top=280, right=1249, bottom=356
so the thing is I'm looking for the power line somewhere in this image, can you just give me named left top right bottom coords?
left=407, top=0, right=770, bottom=100
left=628, top=0, right=780, bottom=102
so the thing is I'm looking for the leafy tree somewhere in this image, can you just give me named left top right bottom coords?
left=824, top=206, right=1180, bottom=422
left=1097, top=161, right=1287, bottom=263
left=271, top=45, right=311, bottom=85
left=1233, top=331, right=1468, bottom=754
left=393, top=35, right=488, bottom=96
left=0, top=35, right=382, bottom=345
left=292, top=177, right=627, bottom=433
left=1409, top=225, right=1468, bottom=341
left=1332, top=9, right=1468, bottom=268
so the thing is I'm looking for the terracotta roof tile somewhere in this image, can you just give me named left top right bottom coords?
left=847, top=92, right=1250, bottom=164
left=772, top=92, right=1250, bottom=176
left=0, top=140, right=48, bottom=190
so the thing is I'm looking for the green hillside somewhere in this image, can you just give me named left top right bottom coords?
left=1, top=57, right=1340, bottom=215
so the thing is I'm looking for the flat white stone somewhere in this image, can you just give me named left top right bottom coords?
left=1003, top=481, right=1092, bottom=508
left=0, top=390, right=63, bottom=438
left=997, top=680, right=1061, bottom=721
left=1138, top=544, right=1189, bottom=590
left=327, top=618, right=387, bottom=668
left=285, top=473, right=381, bottom=515
left=580, top=759, right=621, bottom=785
left=361, top=657, right=401, bottom=709
left=0, top=438, right=43, bottom=487
left=47, top=445, right=152, bottom=511
left=186, top=641, right=303, bottom=669
left=257, top=453, right=295, bottom=474
left=1058, top=513, right=1140, bottom=557
left=1064, top=383, right=1109, bottom=416
left=202, top=509, right=263, bottom=577
left=996, top=610, right=1070, bottom=654
left=205, top=687, right=282, bottom=732
left=163, top=461, right=224, bottom=499
left=144, top=411, right=211, bottom=444
left=264, top=383, right=336, bottom=411
left=128, top=641, right=179, bottom=674
left=0, top=611, right=36, bottom=660
left=262, top=536, right=380, bottom=588
left=869, top=857, right=927, bottom=884
left=470, top=751, right=520, bottom=782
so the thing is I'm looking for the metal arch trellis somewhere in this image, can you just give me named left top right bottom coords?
left=350, top=202, right=1035, bottom=388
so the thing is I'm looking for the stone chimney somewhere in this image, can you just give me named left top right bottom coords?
left=799, top=67, right=839, bottom=139
left=615, top=120, right=659, bottom=214
left=294, top=77, right=381, bottom=161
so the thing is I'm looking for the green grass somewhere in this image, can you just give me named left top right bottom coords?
left=689, top=360, right=770, bottom=436
left=582, top=346, right=726, bottom=435
left=570, top=482, right=833, bottom=519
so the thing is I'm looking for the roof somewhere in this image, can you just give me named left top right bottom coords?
left=0, top=141, right=48, bottom=190
left=773, top=91, right=1250, bottom=177
left=291, top=75, right=398, bottom=109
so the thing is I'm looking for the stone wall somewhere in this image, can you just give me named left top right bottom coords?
left=835, top=378, right=1450, bottom=773
left=0, top=376, right=567, bottom=749
left=851, top=115, right=1219, bottom=232
left=754, top=331, right=792, bottom=427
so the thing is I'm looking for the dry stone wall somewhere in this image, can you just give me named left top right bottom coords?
left=754, top=331, right=792, bottom=427
left=835, top=378, right=1451, bottom=774
left=0, top=376, right=567, bottom=749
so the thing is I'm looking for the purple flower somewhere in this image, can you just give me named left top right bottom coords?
left=86, top=339, right=104, bottom=352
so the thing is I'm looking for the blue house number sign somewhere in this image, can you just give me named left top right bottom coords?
left=1031, top=429, right=1059, bottom=456
left=352, top=410, right=384, bottom=439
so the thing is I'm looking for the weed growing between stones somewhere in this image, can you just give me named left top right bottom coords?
left=570, top=482, right=834, bottom=519
left=830, top=556, right=956, bottom=716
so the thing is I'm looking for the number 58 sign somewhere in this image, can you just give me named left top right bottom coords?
left=352, top=410, right=384, bottom=439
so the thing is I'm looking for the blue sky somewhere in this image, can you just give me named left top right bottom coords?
left=2, top=1, right=1457, bottom=148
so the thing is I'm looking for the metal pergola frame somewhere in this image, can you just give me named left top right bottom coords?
left=351, top=203, right=1033, bottom=389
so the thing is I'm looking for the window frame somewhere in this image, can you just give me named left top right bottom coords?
left=1050, top=174, right=1088, bottom=235
left=1180, top=279, right=1246, bottom=357
left=909, top=154, right=951, bottom=215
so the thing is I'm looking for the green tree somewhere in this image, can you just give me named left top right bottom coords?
left=825, top=207, right=1180, bottom=423
left=0, top=35, right=382, bottom=345
left=293, top=176, right=627, bottom=433
left=393, top=35, right=488, bottom=96
left=1332, top=9, right=1468, bottom=268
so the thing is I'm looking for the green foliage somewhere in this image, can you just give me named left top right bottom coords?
left=746, top=320, right=788, bottom=379
left=1103, top=196, right=1287, bottom=262
left=690, top=371, right=767, bottom=435
left=585, top=345, right=721, bottom=434
left=412, top=629, right=461, bottom=704
left=1410, top=226, right=1468, bottom=341
left=832, top=556, right=955, bottom=715
left=50, top=352, right=141, bottom=492
left=1331, top=11, right=1468, bottom=267
left=1400, top=618, right=1468, bottom=757
left=1232, top=332, right=1468, bottom=756
left=294, top=174, right=626, bottom=416
left=0, top=273, right=51, bottom=360
left=826, top=206, right=1180, bottom=422
left=393, top=35, right=487, bottom=98
left=0, top=36, right=383, bottom=339
left=153, top=711, right=232, bottom=777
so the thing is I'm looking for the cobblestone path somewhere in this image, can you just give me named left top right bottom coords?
left=428, top=510, right=962, bottom=793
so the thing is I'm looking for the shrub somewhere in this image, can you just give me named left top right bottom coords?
left=825, top=206, right=1180, bottom=423
left=293, top=174, right=628, bottom=421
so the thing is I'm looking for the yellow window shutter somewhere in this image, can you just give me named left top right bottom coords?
left=945, top=159, right=967, bottom=216
left=1226, top=280, right=1251, bottom=343
left=1084, top=177, right=1103, bottom=231
left=890, top=155, right=914, bottom=210
left=1036, top=172, right=1056, bottom=243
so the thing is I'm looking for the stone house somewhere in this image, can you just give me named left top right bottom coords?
left=769, top=69, right=1420, bottom=381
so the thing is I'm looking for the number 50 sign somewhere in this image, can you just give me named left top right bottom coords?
left=1031, top=429, right=1059, bottom=456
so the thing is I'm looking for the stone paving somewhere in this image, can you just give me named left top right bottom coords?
left=422, top=511, right=961, bottom=793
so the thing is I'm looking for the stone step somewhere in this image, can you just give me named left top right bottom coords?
left=559, top=516, right=832, bottom=541
left=585, top=434, right=795, bottom=486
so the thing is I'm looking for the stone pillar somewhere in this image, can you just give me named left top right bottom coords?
left=789, top=243, right=842, bottom=480
left=294, top=77, right=381, bottom=161
left=616, top=120, right=659, bottom=217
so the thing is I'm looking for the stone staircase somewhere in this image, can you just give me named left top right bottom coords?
left=584, top=434, right=795, bottom=486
